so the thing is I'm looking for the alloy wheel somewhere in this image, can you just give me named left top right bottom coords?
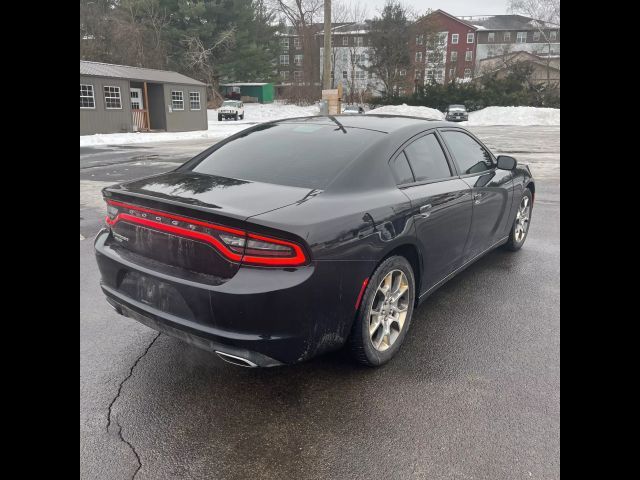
left=515, top=195, right=531, bottom=243
left=368, top=269, right=410, bottom=352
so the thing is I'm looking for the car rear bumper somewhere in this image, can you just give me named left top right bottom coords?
left=94, top=229, right=375, bottom=366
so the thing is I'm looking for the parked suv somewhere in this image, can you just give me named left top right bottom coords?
left=218, top=100, right=244, bottom=121
left=445, top=104, right=469, bottom=122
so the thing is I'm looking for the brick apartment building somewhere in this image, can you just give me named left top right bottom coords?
left=274, top=9, right=559, bottom=97
left=462, top=14, right=560, bottom=70
left=408, top=10, right=478, bottom=89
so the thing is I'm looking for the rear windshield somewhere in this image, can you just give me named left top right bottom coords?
left=448, top=105, right=466, bottom=111
left=186, top=122, right=383, bottom=189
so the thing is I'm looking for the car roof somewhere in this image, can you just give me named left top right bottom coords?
left=274, top=115, right=450, bottom=134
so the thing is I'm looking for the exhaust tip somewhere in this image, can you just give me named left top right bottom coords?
left=215, top=351, right=258, bottom=368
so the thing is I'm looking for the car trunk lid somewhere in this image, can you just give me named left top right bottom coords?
left=102, top=171, right=313, bottom=280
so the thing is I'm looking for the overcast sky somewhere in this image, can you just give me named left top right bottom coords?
left=342, top=0, right=511, bottom=18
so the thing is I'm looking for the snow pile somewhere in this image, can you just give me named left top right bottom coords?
left=366, top=104, right=445, bottom=120
left=463, top=106, right=559, bottom=126
left=80, top=128, right=238, bottom=147
left=226, top=102, right=319, bottom=123
left=80, top=102, right=320, bottom=147
left=366, top=104, right=559, bottom=126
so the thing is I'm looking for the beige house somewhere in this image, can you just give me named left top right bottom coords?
left=476, top=51, right=560, bottom=88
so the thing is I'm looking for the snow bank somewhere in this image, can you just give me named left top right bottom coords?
left=366, top=104, right=559, bottom=126
left=366, top=104, right=445, bottom=120
left=80, top=102, right=559, bottom=147
left=463, top=106, right=559, bottom=126
left=225, top=102, right=319, bottom=123
left=80, top=128, right=238, bottom=147
left=80, top=102, right=320, bottom=147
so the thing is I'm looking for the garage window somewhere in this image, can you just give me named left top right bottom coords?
left=103, top=86, right=122, bottom=109
left=189, top=92, right=201, bottom=110
left=171, top=90, right=184, bottom=111
left=80, top=84, right=95, bottom=109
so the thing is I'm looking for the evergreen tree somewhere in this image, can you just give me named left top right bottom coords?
left=366, top=1, right=411, bottom=97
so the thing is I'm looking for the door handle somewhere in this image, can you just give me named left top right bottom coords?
left=473, top=193, right=484, bottom=204
left=419, top=204, right=432, bottom=218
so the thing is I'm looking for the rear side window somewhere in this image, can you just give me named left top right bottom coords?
left=390, top=152, right=415, bottom=185
left=187, top=123, right=383, bottom=189
left=441, top=130, right=494, bottom=175
left=403, top=133, right=452, bottom=182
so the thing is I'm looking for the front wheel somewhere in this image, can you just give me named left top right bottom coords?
left=218, top=115, right=222, bottom=121
left=234, top=113, right=238, bottom=121
left=349, top=256, right=415, bottom=367
left=504, top=188, right=533, bottom=251
left=240, top=114, right=244, bottom=120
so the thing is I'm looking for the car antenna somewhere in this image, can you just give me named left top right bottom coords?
left=328, top=116, right=347, bottom=134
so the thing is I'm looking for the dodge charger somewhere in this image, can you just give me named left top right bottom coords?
left=94, top=115, right=534, bottom=367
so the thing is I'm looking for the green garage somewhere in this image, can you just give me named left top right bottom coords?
left=220, top=83, right=274, bottom=104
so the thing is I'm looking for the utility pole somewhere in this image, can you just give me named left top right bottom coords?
left=323, top=0, right=331, bottom=89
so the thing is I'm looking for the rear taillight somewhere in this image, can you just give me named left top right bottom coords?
left=104, top=199, right=308, bottom=267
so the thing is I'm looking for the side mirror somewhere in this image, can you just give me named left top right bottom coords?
left=496, top=155, right=517, bottom=170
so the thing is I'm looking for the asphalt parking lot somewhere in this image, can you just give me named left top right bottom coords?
left=80, top=125, right=559, bottom=480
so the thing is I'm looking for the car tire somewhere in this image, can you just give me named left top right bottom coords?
left=349, top=255, right=416, bottom=367
left=240, top=114, right=244, bottom=120
left=504, top=188, right=533, bottom=251
left=234, top=113, right=238, bottom=121
left=218, top=115, right=222, bottom=121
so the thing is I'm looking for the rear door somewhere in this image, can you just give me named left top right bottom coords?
left=390, top=130, right=473, bottom=294
left=439, top=128, right=515, bottom=260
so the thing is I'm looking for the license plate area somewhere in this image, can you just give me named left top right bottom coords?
left=118, top=270, right=195, bottom=320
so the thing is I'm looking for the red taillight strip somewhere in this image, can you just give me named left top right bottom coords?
left=106, top=213, right=243, bottom=261
left=105, top=200, right=308, bottom=266
left=107, top=199, right=245, bottom=236
left=244, top=233, right=307, bottom=266
left=354, top=278, right=369, bottom=311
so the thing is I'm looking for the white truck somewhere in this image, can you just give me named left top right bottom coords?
left=218, top=100, right=245, bottom=121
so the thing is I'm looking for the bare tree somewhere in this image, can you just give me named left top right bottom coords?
left=182, top=28, right=237, bottom=105
left=509, top=0, right=560, bottom=87
left=344, top=1, right=370, bottom=103
left=272, top=0, right=324, bottom=85
left=422, top=24, right=446, bottom=86
left=144, top=0, right=170, bottom=54
left=328, top=0, right=349, bottom=88
left=83, top=0, right=172, bottom=68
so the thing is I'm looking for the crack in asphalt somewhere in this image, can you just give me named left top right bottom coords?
left=105, top=331, right=161, bottom=478
left=116, top=420, right=143, bottom=480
